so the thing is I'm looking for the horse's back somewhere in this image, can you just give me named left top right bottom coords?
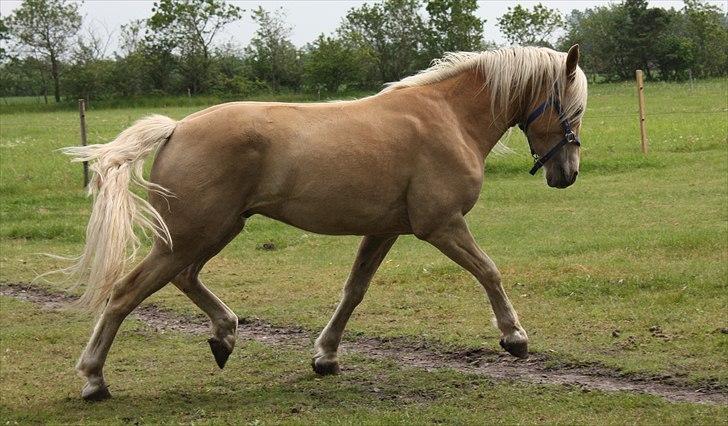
left=148, top=91, right=473, bottom=236
left=149, top=98, right=422, bottom=236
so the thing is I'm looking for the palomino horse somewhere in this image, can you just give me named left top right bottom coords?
left=62, top=45, right=587, bottom=400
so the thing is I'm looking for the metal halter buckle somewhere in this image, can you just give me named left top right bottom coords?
left=565, top=131, right=578, bottom=144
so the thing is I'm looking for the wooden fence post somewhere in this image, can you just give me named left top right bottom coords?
left=78, top=99, right=89, bottom=188
left=635, top=70, right=648, bottom=154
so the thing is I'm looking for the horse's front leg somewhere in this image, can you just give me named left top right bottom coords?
left=312, top=234, right=398, bottom=375
left=422, top=215, right=529, bottom=358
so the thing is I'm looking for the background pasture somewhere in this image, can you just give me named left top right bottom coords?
left=1, top=78, right=727, bottom=422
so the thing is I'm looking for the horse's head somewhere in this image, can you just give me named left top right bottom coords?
left=520, top=45, right=586, bottom=189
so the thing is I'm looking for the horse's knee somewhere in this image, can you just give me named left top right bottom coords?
left=478, top=266, right=502, bottom=288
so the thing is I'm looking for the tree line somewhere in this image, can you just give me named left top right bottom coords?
left=1, top=0, right=726, bottom=103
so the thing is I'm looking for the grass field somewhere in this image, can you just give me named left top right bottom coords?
left=0, top=90, right=373, bottom=113
left=1, top=78, right=727, bottom=423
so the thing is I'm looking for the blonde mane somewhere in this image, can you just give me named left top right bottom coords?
left=383, top=46, right=588, bottom=124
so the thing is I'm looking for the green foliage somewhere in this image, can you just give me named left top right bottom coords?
left=1, top=0, right=726, bottom=99
left=246, top=7, right=302, bottom=92
left=0, top=17, right=10, bottom=62
left=62, top=59, right=116, bottom=102
left=497, top=3, right=564, bottom=47
left=621, top=0, right=673, bottom=79
left=208, top=43, right=262, bottom=96
left=146, top=0, right=243, bottom=93
left=338, top=0, right=427, bottom=83
left=560, top=0, right=728, bottom=81
left=424, top=0, right=486, bottom=57
left=62, top=25, right=118, bottom=101
left=5, top=0, right=81, bottom=102
left=0, top=57, right=47, bottom=100
left=682, top=0, right=728, bottom=77
left=303, top=35, right=362, bottom=93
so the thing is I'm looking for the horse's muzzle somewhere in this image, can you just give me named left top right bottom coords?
left=547, top=169, right=578, bottom=189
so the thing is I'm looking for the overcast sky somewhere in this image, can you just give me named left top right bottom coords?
left=1, top=0, right=725, bottom=54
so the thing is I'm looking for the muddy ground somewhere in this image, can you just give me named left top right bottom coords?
left=1, top=283, right=725, bottom=406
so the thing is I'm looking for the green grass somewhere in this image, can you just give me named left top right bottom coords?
left=1, top=79, right=727, bottom=419
left=0, top=90, right=374, bottom=113
left=2, top=297, right=726, bottom=424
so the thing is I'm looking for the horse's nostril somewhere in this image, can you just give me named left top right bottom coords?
left=573, top=170, right=579, bottom=180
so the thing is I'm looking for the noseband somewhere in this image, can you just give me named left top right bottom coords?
left=518, top=84, right=581, bottom=175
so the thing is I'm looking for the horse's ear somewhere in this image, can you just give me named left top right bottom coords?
left=566, top=44, right=580, bottom=81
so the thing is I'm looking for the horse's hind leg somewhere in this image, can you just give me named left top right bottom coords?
left=173, top=266, right=238, bottom=369
left=312, top=235, right=398, bottom=375
left=75, top=246, right=188, bottom=401
left=171, top=219, right=246, bottom=369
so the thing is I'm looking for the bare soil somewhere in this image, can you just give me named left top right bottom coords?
left=2, top=283, right=725, bottom=406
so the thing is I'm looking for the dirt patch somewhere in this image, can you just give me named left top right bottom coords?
left=1, top=283, right=726, bottom=406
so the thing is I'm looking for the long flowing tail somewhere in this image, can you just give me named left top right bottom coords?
left=59, top=114, right=177, bottom=313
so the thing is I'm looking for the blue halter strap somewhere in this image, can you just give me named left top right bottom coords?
left=518, top=84, right=581, bottom=175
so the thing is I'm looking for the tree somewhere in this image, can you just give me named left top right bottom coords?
left=682, top=0, right=728, bottom=77
left=208, top=42, right=261, bottom=96
left=0, top=17, right=11, bottom=63
left=6, top=0, right=81, bottom=102
left=559, top=0, right=726, bottom=81
left=246, top=7, right=302, bottom=91
left=72, top=23, right=113, bottom=64
left=113, top=19, right=177, bottom=96
left=338, top=0, right=426, bottom=84
left=147, top=0, right=243, bottom=93
left=620, top=0, right=673, bottom=79
left=64, top=24, right=115, bottom=101
left=425, top=0, right=485, bottom=58
left=497, top=3, right=563, bottom=47
left=304, top=34, right=361, bottom=93
left=0, top=57, right=46, bottom=98
left=119, top=19, right=146, bottom=58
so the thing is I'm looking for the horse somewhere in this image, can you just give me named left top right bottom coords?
left=61, top=45, right=587, bottom=401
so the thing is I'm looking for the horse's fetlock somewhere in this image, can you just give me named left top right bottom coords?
left=314, top=335, right=338, bottom=353
left=217, top=314, right=238, bottom=333
left=76, top=357, right=100, bottom=378
left=502, top=327, right=529, bottom=345
left=312, top=352, right=340, bottom=375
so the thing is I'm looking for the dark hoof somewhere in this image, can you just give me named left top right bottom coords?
left=208, top=337, right=232, bottom=369
left=81, top=383, right=111, bottom=401
left=500, top=338, right=529, bottom=359
left=311, top=357, right=340, bottom=375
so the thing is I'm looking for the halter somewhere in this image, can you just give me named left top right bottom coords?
left=518, top=83, right=581, bottom=175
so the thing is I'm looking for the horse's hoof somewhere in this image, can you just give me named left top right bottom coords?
left=81, top=382, right=111, bottom=401
left=500, top=338, right=529, bottom=359
left=208, top=337, right=232, bottom=369
left=311, top=356, right=340, bottom=375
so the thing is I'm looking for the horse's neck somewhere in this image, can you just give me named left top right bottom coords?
left=431, top=71, right=516, bottom=159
